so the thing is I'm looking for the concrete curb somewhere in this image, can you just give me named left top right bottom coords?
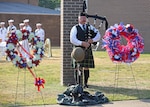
left=23, top=99, right=150, bottom=107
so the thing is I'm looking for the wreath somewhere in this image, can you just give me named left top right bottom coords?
left=102, top=23, right=144, bottom=63
left=5, top=29, right=44, bottom=69
left=5, top=29, right=45, bottom=91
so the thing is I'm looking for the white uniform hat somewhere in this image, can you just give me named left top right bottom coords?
left=19, top=23, right=24, bottom=26
left=23, top=19, right=29, bottom=23
left=36, top=23, right=42, bottom=26
left=0, top=22, right=5, bottom=25
left=8, top=19, right=14, bottom=23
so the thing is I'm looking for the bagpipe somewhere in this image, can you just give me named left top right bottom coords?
left=82, top=0, right=108, bottom=45
left=71, top=1, right=109, bottom=62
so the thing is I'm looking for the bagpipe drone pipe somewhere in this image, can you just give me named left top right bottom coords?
left=82, top=0, right=108, bottom=46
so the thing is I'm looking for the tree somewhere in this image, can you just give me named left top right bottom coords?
left=39, top=0, right=60, bottom=9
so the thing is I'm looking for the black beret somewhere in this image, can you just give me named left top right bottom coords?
left=79, top=12, right=86, bottom=16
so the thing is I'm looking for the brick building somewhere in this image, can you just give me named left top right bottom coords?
left=0, top=0, right=60, bottom=46
left=0, top=0, right=38, bottom=6
left=61, top=0, right=84, bottom=85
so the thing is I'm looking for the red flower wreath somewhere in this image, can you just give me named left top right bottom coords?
left=102, top=23, right=144, bottom=63
left=5, top=29, right=45, bottom=91
left=5, top=29, right=44, bottom=68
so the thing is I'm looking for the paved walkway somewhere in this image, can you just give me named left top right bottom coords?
left=23, top=99, right=150, bottom=107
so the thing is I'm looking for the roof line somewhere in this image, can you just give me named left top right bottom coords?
left=0, top=12, right=60, bottom=15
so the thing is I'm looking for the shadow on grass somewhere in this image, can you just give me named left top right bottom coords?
left=1, top=85, right=150, bottom=107
left=88, top=85, right=150, bottom=100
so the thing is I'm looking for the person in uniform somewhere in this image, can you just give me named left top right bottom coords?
left=17, top=23, right=27, bottom=57
left=19, top=23, right=24, bottom=30
left=23, top=19, right=32, bottom=32
left=0, top=22, right=7, bottom=57
left=21, top=20, right=31, bottom=58
left=7, top=19, right=17, bottom=36
left=35, top=23, right=45, bottom=42
left=70, top=12, right=101, bottom=88
left=5, top=19, right=17, bottom=61
left=0, top=22, right=7, bottom=42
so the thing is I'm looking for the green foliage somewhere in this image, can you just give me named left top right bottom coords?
left=38, top=0, right=60, bottom=9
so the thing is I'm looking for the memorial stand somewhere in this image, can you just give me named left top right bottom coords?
left=113, top=63, right=141, bottom=100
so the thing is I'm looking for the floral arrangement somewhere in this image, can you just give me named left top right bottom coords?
left=102, top=23, right=144, bottom=63
left=5, top=29, right=44, bottom=68
left=5, top=29, right=45, bottom=91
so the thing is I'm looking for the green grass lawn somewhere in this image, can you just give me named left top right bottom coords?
left=0, top=47, right=150, bottom=106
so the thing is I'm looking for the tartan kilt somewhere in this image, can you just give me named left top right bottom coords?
left=72, top=46, right=95, bottom=68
